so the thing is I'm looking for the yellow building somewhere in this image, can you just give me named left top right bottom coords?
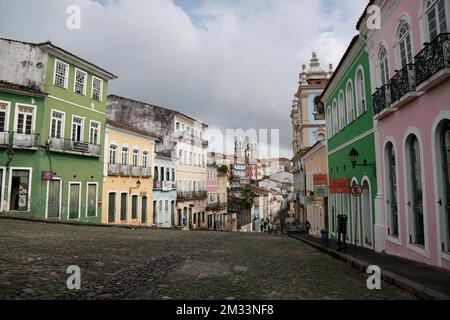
left=102, top=119, right=156, bottom=226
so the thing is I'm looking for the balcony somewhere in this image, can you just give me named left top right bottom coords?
left=131, top=166, right=141, bottom=177
left=142, top=167, right=151, bottom=178
left=177, top=191, right=207, bottom=200
left=108, top=163, right=120, bottom=176
left=207, top=202, right=227, bottom=211
left=13, top=132, right=39, bottom=150
left=373, top=84, right=393, bottom=118
left=0, top=131, right=9, bottom=147
left=49, top=137, right=100, bottom=157
left=415, top=33, right=450, bottom=91
left=120, top=164, right=131, bottom=177
left=154, top=180, right=176, bottom=191
left=390, top=64, right=422, bottom=109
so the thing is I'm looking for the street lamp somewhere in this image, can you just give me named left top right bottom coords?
left=129, top=180, right=142, bottom=193
left=6, top=146, right=15, bottom=168
left=348, top=148, right=376, bottom=176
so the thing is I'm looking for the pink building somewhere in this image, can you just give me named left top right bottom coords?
left=360, top=0, right=450, bottom=269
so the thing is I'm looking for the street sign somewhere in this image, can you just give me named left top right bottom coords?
left=330, top=178, right=351, bottom=194
left=41, top=171, right=54, bottom=181
left=351, top=185, right=363, bottom=197
left=313, top=174, right=328, bottom=187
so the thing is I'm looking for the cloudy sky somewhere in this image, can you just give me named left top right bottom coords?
left=0, top=0, right=367, bottom=157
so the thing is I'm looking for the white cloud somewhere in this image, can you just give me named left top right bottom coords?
left=0, top=0, right=367, bottom=157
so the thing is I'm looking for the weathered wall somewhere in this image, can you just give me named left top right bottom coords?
left=0, top=39, right=47, bottom=91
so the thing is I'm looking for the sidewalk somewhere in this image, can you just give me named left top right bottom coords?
left=289, top=233, right=450, bottom=300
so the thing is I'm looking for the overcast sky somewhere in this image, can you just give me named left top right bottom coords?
left=0, top=0, right=367, bottom=158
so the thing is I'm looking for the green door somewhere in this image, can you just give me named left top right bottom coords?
left=87, top=184, right=97, bottom=217
left=108, top=193, right=116, bottom=223
left=47, top=180, right=61, bottom=219
left=141, top=196, right=148, bottom=224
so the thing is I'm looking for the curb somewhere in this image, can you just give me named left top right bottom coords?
left=289, top=234, right=450, bottom=300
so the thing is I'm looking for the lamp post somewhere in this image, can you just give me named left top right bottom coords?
left=6, top=146, right=15, bottom=168
left=129, top=180, right=141, bottom=193
left=348, top=148, right=376, bottom=177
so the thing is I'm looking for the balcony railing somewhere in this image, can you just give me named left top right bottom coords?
left=390, top=63, right=416, bottom=104
left=13, top=132, right=39, bottom=149
left=120, top=164, right=131, bottom=177
left=108, top=163, right=151, bottom=178
left=373, top=84, right=391, bottom=115
left=177, top=191, right=207, bottom=200
left=108, top=163, right=120, bottom=176
left=207, top=201, right=227, bottom=210
left=0, top=131, right=9, bottom=147
left=131, top=166, right=141, bottom=177
left=49, top=137, right=100, bottom=157
left=415, top=33, right=450, bottom=86
left=142, top=167, right=151, bottom=178
left=154, top=180, right=176, bottom=191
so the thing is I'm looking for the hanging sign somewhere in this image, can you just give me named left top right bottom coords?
left=351, top=185, right=363, bottom=197
left=330, top=178, right=351, bottom=194
left=41, top=171, right=54, bottom=181
left=313, top=174, right=328, bottom=187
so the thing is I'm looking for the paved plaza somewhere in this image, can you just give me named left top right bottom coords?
left=0, top=219, right=416, bottom=300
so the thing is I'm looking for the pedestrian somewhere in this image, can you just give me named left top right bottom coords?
left=305, top=220, right=311, bottom=235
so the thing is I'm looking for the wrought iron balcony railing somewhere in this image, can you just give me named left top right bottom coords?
left=373, top=84, right=392, bottom=115
left=207, top=201, right=227, bottom=210
left=390, top=63, right=416, bottom=104
left=120, top=164, right=131, bottom=177
left=177, top=191, right=207, bottom=200
left=142, top=167, right=151, bottom=178
left=49, top=137, right=101, bottom=157
left=108, top=163, right=120, bottom=176
left=415, top=33, right=450, bottom=86
left=0, top=131, right=9, bottom=147
left=131, top=166, right=141, bottom=177
left=13, top=132, right=39, bottom=149
left=154, top=180, right=176, bottom=191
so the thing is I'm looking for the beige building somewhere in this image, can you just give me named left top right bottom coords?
left=174, top=114, right=208, bottom=229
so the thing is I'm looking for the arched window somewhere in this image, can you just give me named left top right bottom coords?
left=122, top=147, right=129, bottom=165
left=397, top=21, right=413, bottom=68
left=346, top=81, right=355, bottom=123
left=142, top=151, right=149, bottom=168
left=407, top=135, right=425, bottom=246
left=332, top=100, right=338, bottom=135
left=355, top=68, right=366, bottom=116
left=378, top=45, right=390, bottom=85
left=132, top=149, right=139, bottom=167
left=109, top=145, right=118, bottom=164
left=326, top=107, right=332, bottom=137
left=385, top=142, right=399, bottom=237
left=425, top=0, right=448, bottom=41
left=338, top=91, right=346, bottom=130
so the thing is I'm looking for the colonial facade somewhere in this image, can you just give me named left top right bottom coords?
left=102, top=120, right=155, bottom=226
left=322, top=35, right=377, bottom=248
left=0, top=38, right=116, bottom=222
left=362, top=0, right=450, bottom=269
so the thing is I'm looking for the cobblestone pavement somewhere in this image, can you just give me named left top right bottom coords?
left=0, top=219, right=416, bottom=300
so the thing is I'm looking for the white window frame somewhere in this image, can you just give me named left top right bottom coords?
left=346, top=81, right=355, bottom=124
left=85, top=182, right=99, bottom=218
left=0, top=100, right=11, bottom=133
left=71, top=115, right=85, bottom=143
left=143, top=151, right=149, bottom=168
left=109, top=144, right=118, bottom=164
left=68, top=182, right=82, bottom=220
left=338, top=90, right=346, bottom=130
left=422, top=0, right=450, bottom=43
left=122, top=145, right=130, bottom=165
left=49, top=109, right=66, bottom=139
left=355, top=67, right=367, bottom=117
left=332, top=100, right=338, bottom=136
left=0, top=166, right=6, bottom=212
left=45, top=177, right=63, bottom=220
left=73, top=68, right=88, bottom=96
left=395, top=19, right=414, bottom=69
left=91, top=76, right=104, bottom=102
left=89, top=120, right=101, bottom=145
left=14, top=103, right=36, bottom=134
left=53, top=59, right=69, bottom=89
left=131, top=194, right=139, bottom=221
left=8, top=167, right=33, bottom=212
left=132, top=148, right=140, bottom=167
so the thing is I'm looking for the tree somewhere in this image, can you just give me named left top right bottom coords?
left=237, top=187, right=255, bottom=229
left=218, top=165, right=229, bottom=175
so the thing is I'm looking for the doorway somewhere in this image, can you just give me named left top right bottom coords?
left=47, top=179, right=61, bottom=219
left=362, top=180, right=373, bottom=247
left=141, top=196, right=148, bottom=224
left=108, top=193, right=116, bottom=223
left=9, top=169, right=30, bottom=211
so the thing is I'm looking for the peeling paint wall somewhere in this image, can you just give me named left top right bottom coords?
left=106, top=95, right=177, bottom=153
left=0, top=39, right=47, bottom=91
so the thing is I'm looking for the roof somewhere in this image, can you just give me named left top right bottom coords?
left=0, top=37, right=117, bottom=80
left=106, top=119, right=159, bottom=140
left=0, top=80, right=46, bottom=96
left=249, top=185, right=269, bottom=196
left=356, top=0, right=375, bottom=31
left=320, top=35, right=359, bottom=101
left=292, top=147, right=312, bottom=162
left=108, top=94, right=208, bottom=129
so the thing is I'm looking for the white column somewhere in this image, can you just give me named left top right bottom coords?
left=373, top=118, right=386, bottom=253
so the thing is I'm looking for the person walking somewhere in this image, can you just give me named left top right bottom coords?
left=305, top=220, right=311, bottom=235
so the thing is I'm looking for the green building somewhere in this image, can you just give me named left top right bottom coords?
left=0, top=38, right=116, bottom=222
left=321, top=35, right=377, bottom=249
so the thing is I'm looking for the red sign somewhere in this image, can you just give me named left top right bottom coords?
left=313, top=174, right=328, bottom=186
left=351, top=185, right=363, bottom=197
left=330, top=178, right=351, bottom=194
left=41, top=171, right=54, bottom=181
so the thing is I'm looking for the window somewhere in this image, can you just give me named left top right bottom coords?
left=143, top=151, right=149, bottom=168
left=132, top=149, right=139, bottom=167
left=332, top=101, right=338, bottom=135
left=51, top=111, right=64, bottom=139
left=407, top=135, right=425, bottom=246
left=9, top=169, right=31, bottom=211
left=326, top=107, right=332, bottom=137
left=338, top=91, right=346, bottom=130
left=72, top=117, right=83, bottom=142
left=397, top=21, right=413, bottom=68
left=86, top=183, right=98, bottom=217
left=120, top=193, right=128, bottom=221
left=171, top=168, right=175, bottom=181
left=54, top=60, right=68, bottom=89
left=159, top=200, right=163, bottom=214
left=160, top=167, right=165, bottom=181
left=109, top=145, right=118, bottom=164
left=166, top=168, right=170, bottom=181
left=179, top=150, right=183, bottom=164
left=16, top=105, right=34, bottom=135
left=154, top=166, right=159, bottom=181
left=92, top=77, right=103, bottom=101
left=89, top=122, right=100, bottom=145
left=74, top=69, right=87, bottom=95
left=0, top=102, right=9, bottom=133
left=131, top=195, right=138, bottom=220
left=122, top=147, right=129, bottom=165
left=378, top=46, right=390, bottom=86
left=355, top=68, right=366, bottom=116
left=189, top=152, right=193, bottom=165
left=425, top=0, right=448, bottom=41
left=68, top=183, right=81, bottom=220
left=165, top=200, right=169, bottom=212
left=346, top=82, right=355, bottom=123
left=386, top=143, right=399, bottom=237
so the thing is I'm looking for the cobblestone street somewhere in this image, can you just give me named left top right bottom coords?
left=0, top=219, right=416, bottom=300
